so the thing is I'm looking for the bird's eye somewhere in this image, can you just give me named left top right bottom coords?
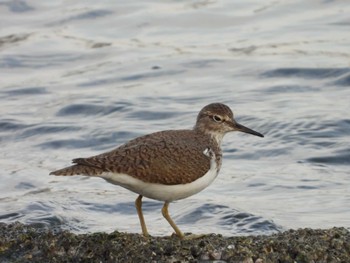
left=212, top=115, right=223, bottom=122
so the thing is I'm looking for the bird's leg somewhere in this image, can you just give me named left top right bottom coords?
left=161, top=202, right=185, bottom=239
left=135, top=195, right=149, bottom=237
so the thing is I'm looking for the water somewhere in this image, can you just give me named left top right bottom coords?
left=0, top=0, right=349, bottom=236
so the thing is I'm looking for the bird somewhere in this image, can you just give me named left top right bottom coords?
left=50, top=103, right=264, bottom=239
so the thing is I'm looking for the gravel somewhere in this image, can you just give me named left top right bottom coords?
left=0, top=222, right=349, bottom=262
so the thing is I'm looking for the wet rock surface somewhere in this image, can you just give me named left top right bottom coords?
left=0, top=222, right=349, bottom=262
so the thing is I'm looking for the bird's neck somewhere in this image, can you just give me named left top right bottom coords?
left=194, top=126, right=224, bottom=147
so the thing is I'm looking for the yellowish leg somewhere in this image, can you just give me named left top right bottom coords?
left=135, top=195, right=149, bottom=237
left=161, top=202, right=185, bottom=239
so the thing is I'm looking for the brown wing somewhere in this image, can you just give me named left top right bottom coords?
left=51, top=130, right=213, bottom=185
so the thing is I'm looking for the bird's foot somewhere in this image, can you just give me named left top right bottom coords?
left=171, top=232, right=205, bottom=240
left=182, top=233, right=206, bottom=240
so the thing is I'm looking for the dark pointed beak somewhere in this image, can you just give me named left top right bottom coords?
left=232, top=121, right=264, bottom=137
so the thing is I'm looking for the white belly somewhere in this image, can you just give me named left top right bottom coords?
left=99, top=156, right=219, bottom=202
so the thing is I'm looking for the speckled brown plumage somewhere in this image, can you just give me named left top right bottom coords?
left=50, top=130, right=221, bottom=185
left=50, top=103, right=263, bottom=185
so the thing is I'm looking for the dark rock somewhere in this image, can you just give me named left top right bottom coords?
left=0, top=222, right=349, bottom=262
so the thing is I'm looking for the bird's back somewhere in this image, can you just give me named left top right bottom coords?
left=50, top=129, right=221, bottom=185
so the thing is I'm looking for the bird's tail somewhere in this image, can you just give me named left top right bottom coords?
left=50, top=164, right=103, bottom=176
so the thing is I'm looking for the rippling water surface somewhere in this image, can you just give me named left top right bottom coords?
left=1, top=0, right=349, bottom=236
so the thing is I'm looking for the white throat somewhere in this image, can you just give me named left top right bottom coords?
left=209, top=131, right=224, bottom=146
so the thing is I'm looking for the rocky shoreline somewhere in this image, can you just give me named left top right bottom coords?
left=0, top=222, right=349, bottom=262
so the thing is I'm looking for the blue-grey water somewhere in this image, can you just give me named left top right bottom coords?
left=1, top=0, right=349, bottom=236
